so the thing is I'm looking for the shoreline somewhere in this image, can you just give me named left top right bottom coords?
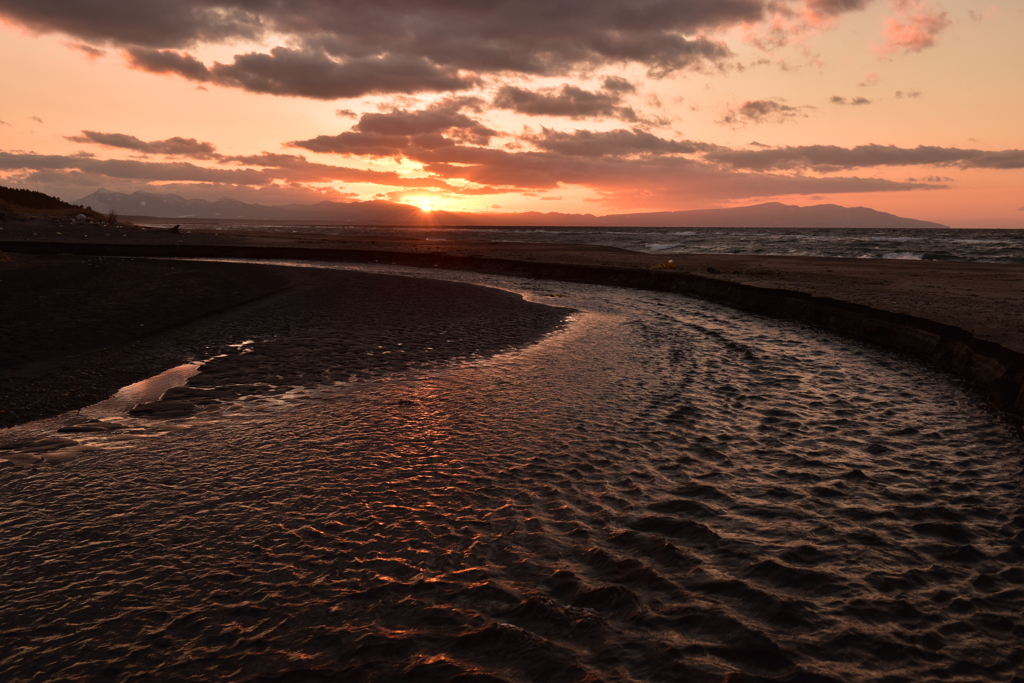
left=3, top=219, right=1023, bottom=426
left=0, top=252, right=569, bottom=429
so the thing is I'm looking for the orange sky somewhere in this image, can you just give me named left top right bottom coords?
left=0, top=1, right=1021, bottom=227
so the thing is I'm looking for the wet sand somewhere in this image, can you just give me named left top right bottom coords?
left=2, top=216, right=1023, bottom=427
left=5, top=217, right=1020, bottom=352
left=218, top=228, right=1024, bottom=355
left=0, top=250, right=568, bottom=428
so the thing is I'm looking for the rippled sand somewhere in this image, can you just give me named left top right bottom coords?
left=2, top=265, right=1022, bottom=682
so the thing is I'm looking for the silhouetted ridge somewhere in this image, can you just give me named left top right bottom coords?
left=0, top=185, right=80, bottom=211
left=73, top=188, right=949, bottom=229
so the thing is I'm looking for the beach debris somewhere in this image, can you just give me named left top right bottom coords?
left=707, top=267, right=722, bottom=274
left=545, top=293, right=565, bottom=298
left=651, top=260, right=675, bottom=269
left=75, top=213, right=88, bottom=223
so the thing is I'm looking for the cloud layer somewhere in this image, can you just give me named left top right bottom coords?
left=0, top=0, right=774, bottom=99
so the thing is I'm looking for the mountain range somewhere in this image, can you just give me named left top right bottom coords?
left=74, top=188, right=950, bottom=229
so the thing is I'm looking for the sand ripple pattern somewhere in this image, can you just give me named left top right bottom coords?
left=2, top=265, right=1022, bottom=682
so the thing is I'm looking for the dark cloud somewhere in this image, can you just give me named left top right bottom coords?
left=0, top=2, right=264, bottom=49
left=493, top=82, right=637, bottom=120
left=0, top=152, right=269, bottom=184
left=527, top=128, right=714, bottom=157
left=30, top=116, right=44, bottom=123
left=66, top=131, right=218, bottom=158
left=0, top=119, right=10, bottom=127
left=830, top=96, right=871, bottom=105
left=289, top=107, right=938, bottom=202
left=67, top=42, right=105, bottom=58
left=706, top=144, right=1024, bottom=171
left=0, top=150, right=457, bottom=190
left=127, top=47, right=477, bottom=99
left=290, top=102, right=496, bottom=156
left=416, top=150, right=936, bottom=201
left=219, top=152, right=456, bottom=188
left=0, top=1, right=772, bottom=99
left=720, top=99, right=807, bottom=125
left=126, top=48, right=211, bottom=80
left=805, top=0, right=872, bottom=16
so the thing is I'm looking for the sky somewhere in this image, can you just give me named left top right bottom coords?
left=0, top=0, right=1021, bottom=227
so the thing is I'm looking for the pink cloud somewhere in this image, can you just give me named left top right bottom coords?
left=741, top=0, right=870, bottom=50
left=878, top=0, right=951, bottom=53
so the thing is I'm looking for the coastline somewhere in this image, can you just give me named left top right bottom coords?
left=3, top=217, right=1023, bottom=426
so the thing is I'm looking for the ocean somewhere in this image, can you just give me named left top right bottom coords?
left=2, top=262, right=1021, bottom=682
left=173, top=224, right=1024, bottom=264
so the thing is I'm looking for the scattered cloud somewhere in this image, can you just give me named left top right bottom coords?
left=705, top=144, right=1024, bottom=171
left=0, top=150, right=459, bottom=192
left=877, top=0, right=951, bottom=53
left=830, top=96, right=871, bottom=105
left=858, top=72, right=880, bottom=87
left=894, top=89, right=921, bottom=99
left=0, top=119, right=10, bottom=127
left=66, top=42, right=105, bottom=59
left=66, top=131, right=219, bottom=158
left=541, top=196, right=562, bottom=201
left=742, top=0, right=871, bottom=51
left=335, top=109, right=358, bottom=118
left=493, top=80, right=638, bottom=121
left=720, top=99, right=809, bottom=125
left=527, top=128, right=713, bottom=157
left=29, top=116, right=44, bottom=123
left=289, top=100, right=496, bottom=157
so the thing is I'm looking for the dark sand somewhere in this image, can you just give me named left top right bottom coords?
left=238, top=228, right=1024, bottom=355
left=0, top=249, right=568, bottom=429
left=3, top=216, right=1022, bottom=427
left=7, top=218, right=1020, bottom=351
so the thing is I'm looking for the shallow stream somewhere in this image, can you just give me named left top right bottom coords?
left=2, top=263, right=1022, bottom=682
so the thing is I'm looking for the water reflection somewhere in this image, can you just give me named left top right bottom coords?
left=0, top=264, right=1021, bottom=682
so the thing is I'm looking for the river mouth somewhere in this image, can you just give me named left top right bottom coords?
left=2, top=262, right=1022, bottom=682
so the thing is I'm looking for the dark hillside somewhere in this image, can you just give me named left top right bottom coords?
left=0, top=185, right=103, bottom=220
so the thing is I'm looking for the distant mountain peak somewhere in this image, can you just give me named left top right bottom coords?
left=72, top=189, right=948, bottom=229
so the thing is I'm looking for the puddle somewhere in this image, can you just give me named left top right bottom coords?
left=0, top=361, right=204, bottom=465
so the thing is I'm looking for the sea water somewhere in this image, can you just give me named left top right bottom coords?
left=1, top=263, right=1021, bottom=682
left=157, top=225, right=1024, bottom=264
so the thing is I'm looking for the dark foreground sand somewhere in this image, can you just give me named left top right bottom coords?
left=3, top=216, right=1023, bottom=427
left=0, top=251, right=569, bottom=429
left=5, top=217, right=1020, bottom=352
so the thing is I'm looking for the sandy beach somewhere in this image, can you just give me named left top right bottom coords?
left=3, top=218, right=1024, bottom=682
left=0, top=241, right=568, bottom=428
left=2, top=216, right=1023, bottom=426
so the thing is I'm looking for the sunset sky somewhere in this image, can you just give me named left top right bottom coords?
left=0, top=0, right=1020, bottom=227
